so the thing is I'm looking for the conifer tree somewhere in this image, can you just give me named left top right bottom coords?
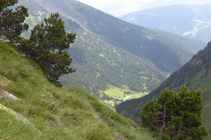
left=140, top=86, right=208, bottom=140
left=0, top=0, right=29, bottom=46
left=18, top=13, right=76, bottom=87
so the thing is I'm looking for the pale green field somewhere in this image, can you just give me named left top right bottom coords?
left=104, top=87, right=125, bottom=98
left=104, top=86, right=147, bottom=98
left=102, top=86, right=148, bottom=106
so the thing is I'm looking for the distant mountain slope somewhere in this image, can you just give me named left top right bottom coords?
left=152, top=29, right=207, bottom=54
left=116, top=41, right=211, bottom=140
left=60, top=32, right=166, bottom=94
left=19, top=0, right=206, bottom=101
left=120, top=3, right=211, bottom=42
left=21, top=0, right=206, bottom=72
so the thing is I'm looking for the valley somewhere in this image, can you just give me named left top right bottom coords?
left=19, top=0, right=206, bottom=106
left=1, top=0, right=211, bottom=139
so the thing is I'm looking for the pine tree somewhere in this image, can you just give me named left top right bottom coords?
left=0, top=0, right=29, bottom=46
left=17, top=13, right=76, bottom=87
left=140, top=86, right=208, bottom=140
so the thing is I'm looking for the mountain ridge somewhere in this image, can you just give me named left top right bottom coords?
left=35, top=0, right=89, bottom=31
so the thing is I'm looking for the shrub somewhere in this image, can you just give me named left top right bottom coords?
left=140, top=86, right=208, bottom=140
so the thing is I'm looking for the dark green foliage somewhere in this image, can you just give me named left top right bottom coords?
left=17, top=13, right=76, bottom=86
left=0, top=0, right=29, bottom=46
left=140, top=86, right=208, bottom=140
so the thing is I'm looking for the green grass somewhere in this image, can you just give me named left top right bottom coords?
left=104, top=85, right=147, bottom=99
left=104, top=87, right=125, bottom=98
left=0, top=110, right=43, bottom=140
left=101, top=85, right=148, bottom=106
left=0, top=40, right=154, bottom=139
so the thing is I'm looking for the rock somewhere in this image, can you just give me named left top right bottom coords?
left=0, top=90, right=20, bottom=101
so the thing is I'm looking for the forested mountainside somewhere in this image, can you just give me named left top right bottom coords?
left=116, top=41, right=211, bottom=140
left=0, top=40, right=155, bottom=140
left=19, top=0, right=206, bottom=103
left=120, top=3, right=211, bottom=42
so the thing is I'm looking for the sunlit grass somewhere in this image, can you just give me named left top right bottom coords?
left=0, top=41, right=155, bottom=139
left=101, top=85, right=148, bottom=106
left=104, top=87, right=125, bottom=98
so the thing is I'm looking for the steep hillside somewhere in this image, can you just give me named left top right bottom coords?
left=116, top=41, right=211, bottom=140
left=18, top=0, right=206, bottom=103
left=120, top=3, right=211, bottom=42
left=0, top=40, right=155, bottom=139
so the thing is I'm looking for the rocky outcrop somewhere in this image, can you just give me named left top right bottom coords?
left=0, top=90, right=20, bottom=101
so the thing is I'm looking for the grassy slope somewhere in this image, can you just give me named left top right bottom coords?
left=0, top=41, right=154, bottom=140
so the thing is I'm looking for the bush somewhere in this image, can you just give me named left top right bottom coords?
left=140, top=86, right=208, bottom=140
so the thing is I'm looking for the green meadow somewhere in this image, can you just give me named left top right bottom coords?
left=100, top=86, right=148, bottom=106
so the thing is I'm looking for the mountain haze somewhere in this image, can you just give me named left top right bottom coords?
left=77, top=0, right=211, bottom=17
left=120, top=3, right=211, bottom=42
left=19, top=0, right=206, bottom=102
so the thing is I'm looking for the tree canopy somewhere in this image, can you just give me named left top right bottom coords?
left=140, top=86, right=208, bottom=140
left=1, top=1, right=76, bottom=87
left=17, top=13, right=76, bottom=86
left=0, top=0, right=29, bottom=46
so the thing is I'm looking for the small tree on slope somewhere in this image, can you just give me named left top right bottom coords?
left=17, top=13, right=76, bottom=87
left=140, top=86, right=208, bottom=140
left=0, top=0, right=29, bottom=46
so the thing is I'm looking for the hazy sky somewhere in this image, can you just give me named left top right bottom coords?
left=77, top=0, right=211, bottom=17
left=76, top=0, right=152, bottom=16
